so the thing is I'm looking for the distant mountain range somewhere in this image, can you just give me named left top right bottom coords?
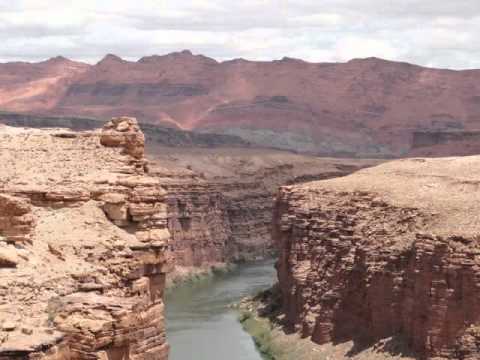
left=2, top=51, right=480, bottom=157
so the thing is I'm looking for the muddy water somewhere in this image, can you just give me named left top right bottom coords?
left=165, top=260, right=276, bottom=360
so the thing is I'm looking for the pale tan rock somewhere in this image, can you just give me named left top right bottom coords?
left=0, top=194, right=35, bottom=243
left=149, top=229, right=170, bottom=243
left=100, top=193, right=127, bottom=204
left=0, top=243, right=19, bottom=267
left=0, top=120, right=170, bottom=360
left=100, top=117, right=145, bottom=159
left=103, top=202, right=128, bottom=221
left=2, top=321, right=16, bottom=331
left=21, top=327, right=33, bottom=335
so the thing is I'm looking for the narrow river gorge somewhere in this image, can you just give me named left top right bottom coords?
left=165, top=260, right=276, bottom=360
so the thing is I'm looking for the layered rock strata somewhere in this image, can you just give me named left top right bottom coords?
left=149, top=148, right=378, bottom=271
left=5, top=53, right=480, bottom=157
left=164, top=182, right=232, bottom=268
left=274, top=157, right=480, bottom=359
left=410, top=130, right=480, bottom=157
left=0, top=112, right=377, bottom=280
left=0, top=117, right=171, bottom=359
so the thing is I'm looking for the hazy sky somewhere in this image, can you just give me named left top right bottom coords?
left=1, top=0, right=479, bottom=69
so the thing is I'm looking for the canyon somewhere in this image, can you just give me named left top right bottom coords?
left=0, top=116, right=375, bottom=359
left=0, top=113, right=376, bottom=277
left=149, top=146, right=375, bottom=274
left=3, top=53, right=480, bottom=360
left=273, top=156, right=480, bottom=359
left=3, top=53, right=480, bottom=157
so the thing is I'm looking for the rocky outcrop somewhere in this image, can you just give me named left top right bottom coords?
left=100, top=116, right=145, bottom=159
left=274, top=157, right=480, bottom=359
left=0, top=117, right=171, bottom=359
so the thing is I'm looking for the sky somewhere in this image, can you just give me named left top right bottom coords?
left=0, top=0, right=479, bottom=69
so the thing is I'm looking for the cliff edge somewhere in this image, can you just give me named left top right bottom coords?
left=274, top=156, right=480, bottom=359
left=0, top=117, right=171, bottom=359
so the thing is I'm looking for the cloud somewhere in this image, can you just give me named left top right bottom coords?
left=0, top=0, right=479, bottom=69
left=333, top=37, right=399, bottom=62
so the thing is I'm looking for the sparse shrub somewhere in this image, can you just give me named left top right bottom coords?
left=46, top=296, right=64, bottom=326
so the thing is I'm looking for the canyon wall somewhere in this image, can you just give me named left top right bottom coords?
left=164, top=182, right=233, bottom=268
left=149, top=148, right=378, bottom=272
left=163, top=179, right=284, bottom=267
left=0, top=112, right=378, bottom=279
left=0, top=118, right=171, bottom=359
left=274, top=157, right=480, bottom=359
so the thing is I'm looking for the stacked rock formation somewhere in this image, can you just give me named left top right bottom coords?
left=0, top=118, right=171, bottom=359
left=273, top=157, right=480, bottom=359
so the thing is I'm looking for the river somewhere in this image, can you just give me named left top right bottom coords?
left=165, top=260, right=276, bottom=360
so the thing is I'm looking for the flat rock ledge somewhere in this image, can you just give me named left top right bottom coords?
left=0, top=117, right=171, bottom=360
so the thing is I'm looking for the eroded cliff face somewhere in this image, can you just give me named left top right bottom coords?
left=0, top=112, right=378, bottom=282
left=164, top=179, right=290, bottom=267
left=274, top=158, right=480, bottom=359
left=164, top=182, right=233, bottom=269
left=149, top=148, right=378, bottom=273
left=0, top=118, right=171, bottom=359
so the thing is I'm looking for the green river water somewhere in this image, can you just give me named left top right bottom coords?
left=165, top=260, right=276, bottom=360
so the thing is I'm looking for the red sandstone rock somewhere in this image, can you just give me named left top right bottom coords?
left=3, top=54, right=480, bottom=156
left=149, top=148, right=377, bottom=273
left=273, top=157, right=480, bottom=359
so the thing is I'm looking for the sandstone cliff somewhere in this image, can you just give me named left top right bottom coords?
left=0, top=118, right=171, bottom=359
left=274, top=157, right=480, bottom=359
left=149, top=147, right=378, bottom=275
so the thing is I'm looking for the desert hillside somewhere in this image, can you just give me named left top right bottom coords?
left=2, top=53, right=480, bottom=156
